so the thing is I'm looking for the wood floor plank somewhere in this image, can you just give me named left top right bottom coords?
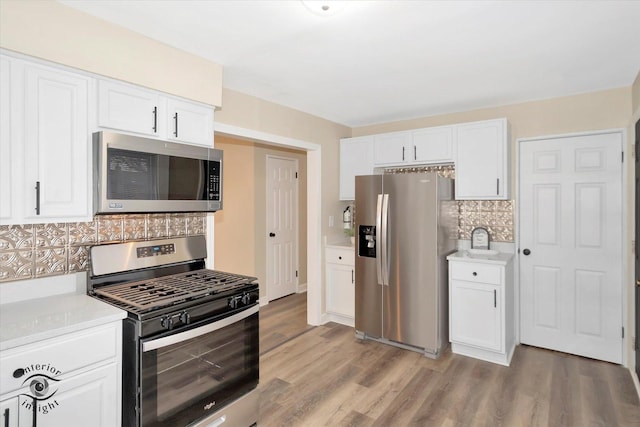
left=257, top=294, right=640, bottom=427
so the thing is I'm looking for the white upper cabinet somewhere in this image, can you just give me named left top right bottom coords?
left=340, top=136, right=374, bottom=200
left=1, top=54, right=92, bottom=225
left=0, top=56, right=13, bottom=222
left=97, top=78, right=214, bottom=147
left=373, top=131, right=412, bottom=165
left=97, top=79, right=162, bottom=137
left=455, top=118, right=510, bottom=200
left=412, top=125, right=455, bottom=164
left=166, top=96, right=214, bottom=147
left=22, top=63, right=91, bottom=222
left=372, top=127, right=455, bottom=167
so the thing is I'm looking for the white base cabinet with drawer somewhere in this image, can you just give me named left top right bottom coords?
left=325, top=245, right=355, bottom=326
left=0, top=322, right=122, bottom=427
left=447, top=252, right=515, bottom=366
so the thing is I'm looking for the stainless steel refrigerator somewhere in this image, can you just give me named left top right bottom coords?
left=354, top=173, right=457, bottom=358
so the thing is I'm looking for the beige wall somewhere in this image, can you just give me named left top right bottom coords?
left=0, top=0, right=222, bottom=106
left=633, top=71, right=640, bottom=114
left=213, top=135, right=308, bottom=300
left=212, top=137, right=256, bottom=277
left=216, top=88, right=351, bottom=245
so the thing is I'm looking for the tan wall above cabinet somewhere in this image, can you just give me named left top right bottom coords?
left=339, top=118, right=510, bottom=201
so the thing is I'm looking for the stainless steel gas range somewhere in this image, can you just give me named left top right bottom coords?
left=87, top=236, right=259, bottom=427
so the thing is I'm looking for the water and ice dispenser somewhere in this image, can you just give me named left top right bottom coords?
left=358, top=225, right=376, bottom=258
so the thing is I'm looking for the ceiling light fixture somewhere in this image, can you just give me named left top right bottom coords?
left=301, top=0, right=347, bottom=16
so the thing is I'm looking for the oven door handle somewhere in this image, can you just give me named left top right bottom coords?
left=142, top=305, right=258, bottom=352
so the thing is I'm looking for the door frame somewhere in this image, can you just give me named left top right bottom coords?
left=265, top=154, right=300, bottom=301
left=516, top=128, right=628, bottom=366
left=212, top=122, right=323, bottom=326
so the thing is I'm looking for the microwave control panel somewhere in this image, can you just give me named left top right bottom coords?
left=208, top=161, right=221, bottom=201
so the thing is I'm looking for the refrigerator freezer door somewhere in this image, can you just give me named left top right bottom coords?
left=355, top=175, right=383, bottom=338
left=382, top=174, right=439, bottom=350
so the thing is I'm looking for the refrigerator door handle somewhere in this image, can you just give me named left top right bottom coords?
left=381, top=194, right=390, bottom=286
left=376, top=194, right=384, bottom=285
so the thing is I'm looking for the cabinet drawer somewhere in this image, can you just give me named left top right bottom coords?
left=0, top=323, right=118, bottom=396
left=325, top=247, right=355, bottom=266
left=450, top=262, right=502, bottom=285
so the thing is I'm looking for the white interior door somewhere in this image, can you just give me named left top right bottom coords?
left=519, top=131, right=623, bottom=363
left=266, top=156, right=298, bottom=301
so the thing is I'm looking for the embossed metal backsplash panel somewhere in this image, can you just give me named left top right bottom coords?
left=0, top=213, right=207, bottom=283
left=384, top=165, right=514, bottom=243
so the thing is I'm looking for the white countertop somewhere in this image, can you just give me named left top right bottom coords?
left=447, top=250, right=514, bottom=265
left=0, top=293, right=126, bottom=351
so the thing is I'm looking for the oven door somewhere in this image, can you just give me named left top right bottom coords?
left=139, top=305, right=259, bottom=427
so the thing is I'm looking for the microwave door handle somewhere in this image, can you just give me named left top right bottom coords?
left=142, top=305, right=258, bottom=352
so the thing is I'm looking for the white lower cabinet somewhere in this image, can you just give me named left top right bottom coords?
left=325, top=245, right=355, bottom=326
left=1, top=397, right=19, bottom=427
left=0, top=322, right=122, bottom=427
left=448, top=253, right=514, bottom=366
left=15, top=363, right=118, bottom=427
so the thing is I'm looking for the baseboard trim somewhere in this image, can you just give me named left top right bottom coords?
left=259, top=296, right=269, bottom=306
left=297, top=283, right=307, bottom=293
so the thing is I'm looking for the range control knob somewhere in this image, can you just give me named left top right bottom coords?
left=160, top=315, right=174, bottom=330
left=242, top=293, right=251, bottom=305
left=179, top=311, right=191, bottom=325
left=228, top=295, right=241, bottom=309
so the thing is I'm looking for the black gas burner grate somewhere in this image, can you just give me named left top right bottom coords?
left=93, top=269, right=256, bottom=311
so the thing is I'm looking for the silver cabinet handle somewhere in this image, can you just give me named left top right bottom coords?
left=496, top=178, right=500, bottom=195
left=35, top=181, right=41, bottom=215
left=152, top=106, right=158, bottom=132
left=494, top=289, right=497, bottom=308
left=173, top=112, right=178, bottom=137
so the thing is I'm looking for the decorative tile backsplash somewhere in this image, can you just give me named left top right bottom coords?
left=385, top=165, right=514, bottom=242
left=0, top=213, right=207, bottom=283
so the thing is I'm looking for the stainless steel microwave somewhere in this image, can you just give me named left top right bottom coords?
left=93, top=131, right=222, bottom=214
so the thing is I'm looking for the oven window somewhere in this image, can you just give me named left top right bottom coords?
left=107, top=148, right=211, bottom=201
left=140, top=311, right=258, bottom=427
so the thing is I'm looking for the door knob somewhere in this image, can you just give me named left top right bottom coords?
left=523, top=248, right=531, bottom=256
left=269, top=232, right=276, bottom=237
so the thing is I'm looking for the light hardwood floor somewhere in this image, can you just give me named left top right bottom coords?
left=258, top=293, right=640, bottom=426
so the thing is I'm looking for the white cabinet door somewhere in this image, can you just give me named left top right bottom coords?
left=0, top=56, right=13, bottom=222
left=455, top=118, right=509, bottom=200
left=22, top=63, right=91, bottom=222
left=412, top=125, right=454, bottom=164
left=97, top=79, right=161, bottom=137
left=326, top=263, right=355, bottom=318
left=339, top=136, right=374, bottom=200
left=0, top=397, right=19, bottom=427
left=166, top=97, right=214, bottom=147
left=450, top=280, right=502, bottom=352
left=373, top=131, right=411, bottom=165
left=17, top=363, right=119, bottom=427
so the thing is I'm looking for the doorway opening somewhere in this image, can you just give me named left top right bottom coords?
left=211, top=122, right=322, bottom=325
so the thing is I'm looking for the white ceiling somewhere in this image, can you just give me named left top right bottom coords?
left=59, top=0, right=640, bottom=127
